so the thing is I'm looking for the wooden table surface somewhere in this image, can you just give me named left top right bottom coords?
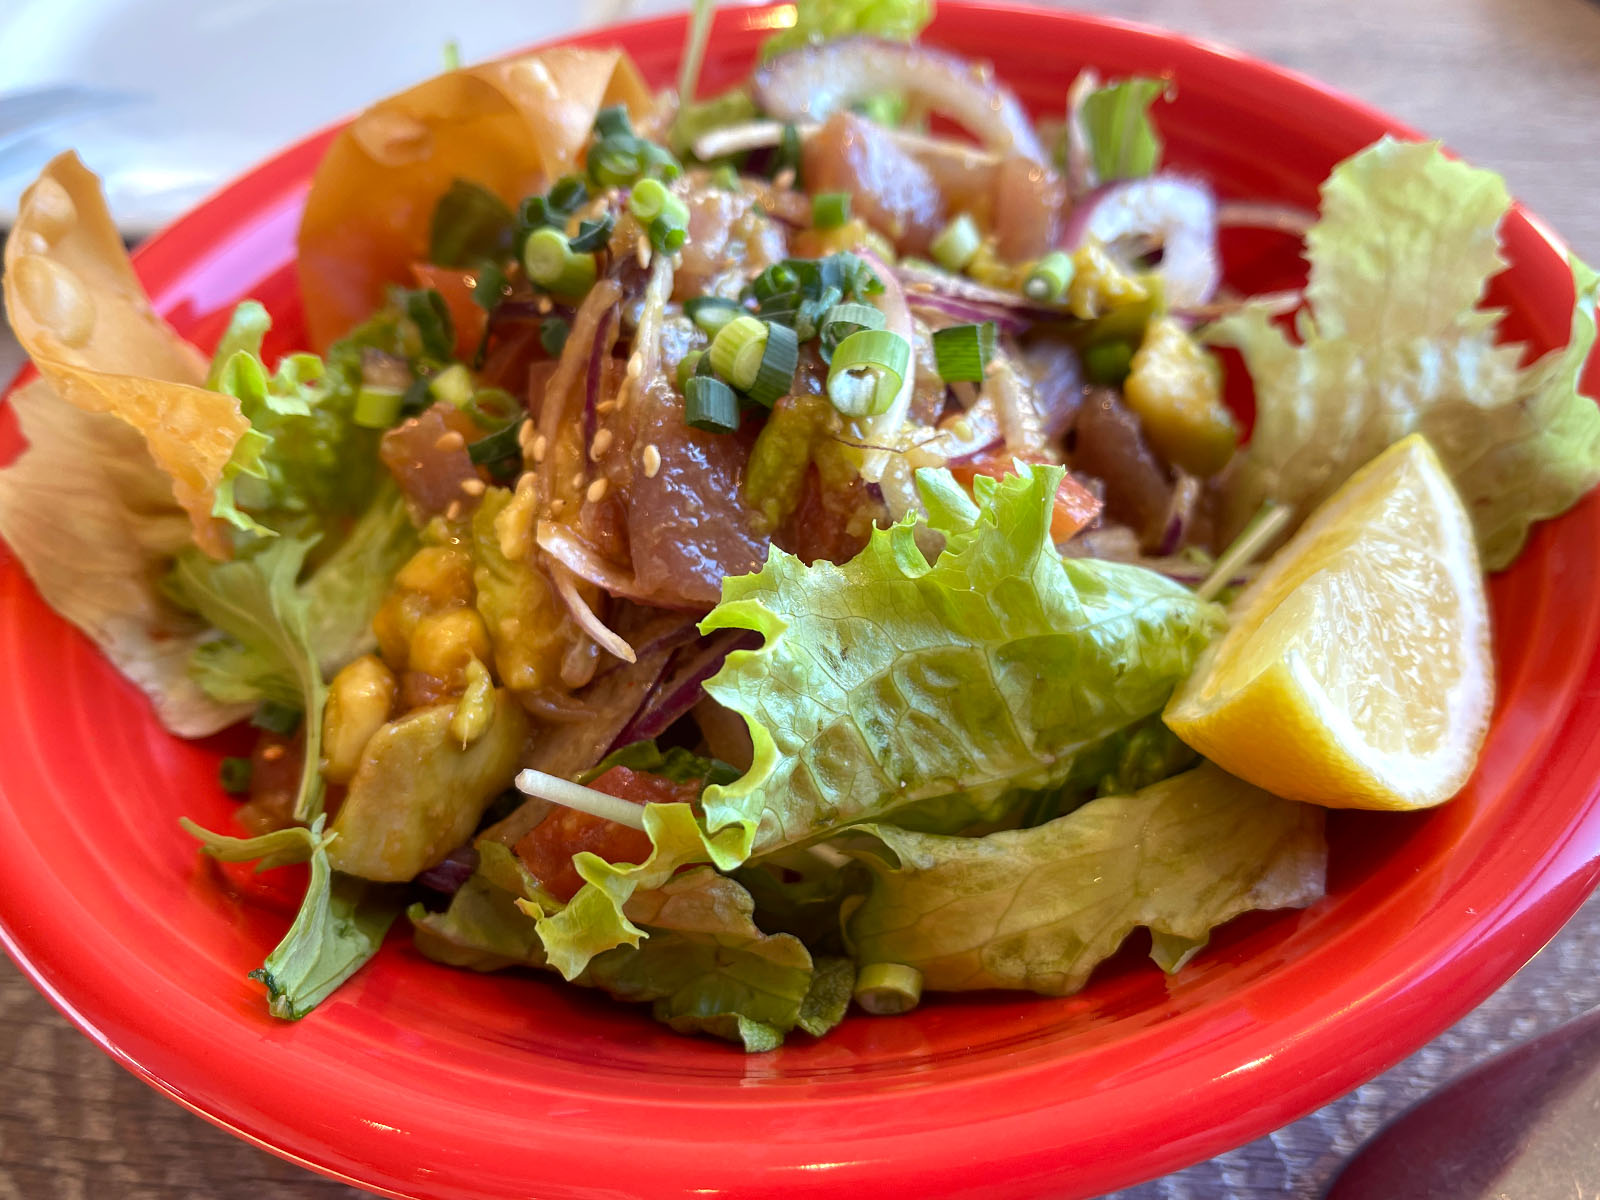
left=3, top=0, right=1600, bottom=1196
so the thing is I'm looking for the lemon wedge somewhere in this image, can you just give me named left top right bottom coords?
left=1164, top=434, right=1492, bottom=810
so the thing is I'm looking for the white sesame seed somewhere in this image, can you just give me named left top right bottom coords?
left=570, top=471, right=586, bottom=491
left=460, top=477, right=486, bottom=497
left=635, top=233, right=652, bottom=269
left=531, top=434, right=548, bottom=462
left=642, top=444, right=661, bottom=478
left=435, top=430, right=466, bottom=452
left=773, top=168, right=796, bottom=190
left=260, top=744, right=285, bottom=762
left=537, top=295, right=553, bottom=315
left=445, top=499, right=464, bottom=521
left=590, top=428, right=614, bottom=459
left=596, top=399, right=618, bottom=415
left=626, top=352, right=644, bottom=379
left=586, top=477, right=610, bottom=503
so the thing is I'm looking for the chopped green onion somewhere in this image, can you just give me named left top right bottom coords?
left=772, top=122, right=803, bottom=184
left=1084, top=339, right=1135, bottom=385
left=684, top=375, right=740, bottom=433
left=588, top=136, right=643, bottom=188
left=523, top=227, right=597, bottom=296
left=931, top=322, right=997, bottom=383
left=540, top=318, right=570, bottom=357
left=470, top=261, right=508, bottom=312
left=710, top=164, right=740, bottom=190
left=853, top=963, right=923, bottom=1015
left=427, top=180, right=514, bottom=269
left=709, top=315, right=770, bottom=390
left=441, top=39, right=461, bottom=72
left=931, top=213, right=982, bottom=273
left=1025, top=250, right=1075, bottom=303
left=430, top=364, right=475, bottom=409
left=467, top=418, right=526, bottom=466
left=219, top=756, right=253, bottom=795
left=746, top=321, right=799, bottom=408
left=812, top=192, right=851, bottom=230
left=628, top=177, right=674, bottom=222
left=251, top=700, right=302, bottom=736
left=567, top=214, right=615, bottom=254
left=594, top=104, right=633, bottom=139
left=675, top=350, right=705, bottom=393
left=548, top=175, right=589, bottom=215
left=650, top=220, right=687, bottom=255
left=639, top=141, right=683, bottom=183
left=826, top=329, right=911, bottom=418
left=686, top=296, right=743, bottom=335
left=353, top=385, right=404, bottom=428
left=819, top=301, right=886, bottom=360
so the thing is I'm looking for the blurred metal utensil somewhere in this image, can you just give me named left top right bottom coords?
left=1323, top=1005, right=1600, bottom=1199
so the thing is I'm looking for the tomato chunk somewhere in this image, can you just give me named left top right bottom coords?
left=949, top=449, right=1103, bottom=542
left=514, top=767, right=696, bottom=902
left=411, top=262, right=489, bottom=361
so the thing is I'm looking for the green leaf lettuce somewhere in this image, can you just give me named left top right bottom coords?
left=1211, top=138, right=1600, bottom=568
left=531, top=464, right=1223, bottom=977
left=846, top=762, right=1327, bottom=994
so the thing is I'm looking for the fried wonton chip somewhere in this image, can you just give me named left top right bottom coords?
left=2, top=153, right=248, bottom=557
left=297, top=47, right=651, bottom=350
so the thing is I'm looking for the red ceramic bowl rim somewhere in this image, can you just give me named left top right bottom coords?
left=2, top=5, right=1599, bottom=1199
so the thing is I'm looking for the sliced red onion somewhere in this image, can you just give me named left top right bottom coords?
left=1065, top=175, right=1221, bottom=309
left=1155, top=472, right=1202, bottom=557
left=896, top=261, right=1063, bottom=331
left=609, top=630, right=761, bottom=751
left=753, top=38, right=1047, bottom=162
left=582, top=306, right=615, bottom=448
left=906, top=292, right=1031, bottom=335
left=1216, top=200, right=1316, bottom=237
left=416, top=846, right=480, bottom=895
left=536, top=521, right=708, bottom=613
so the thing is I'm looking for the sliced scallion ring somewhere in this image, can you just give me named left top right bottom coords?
left=709, top=314, right=770, bottom=390
left=819, top=301, right=886, bottom=360
left=523, top=227, right=598, bottom=296
left=931, top=321, right=997, bottom=383
left=812, top=191, right=851, bottom=230
left=685, top=296, right=743, bottom=336
left=675, top=350, right=704, bottom=394
left=1024, top=249, right=1075, bottom=303
left=826, top=329, right=912, bottom=418
left=931, top=213, right=981, bottom=273
left=683, top=375, right=739, bottom=433
left=745, top=321, right=799, bottom=408
left=566, top=214, right=615, bottom=253
left=353, top=385, right=403, bottom=429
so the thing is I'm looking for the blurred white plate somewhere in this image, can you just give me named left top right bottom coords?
left=0, top=0, right=685, bottom=236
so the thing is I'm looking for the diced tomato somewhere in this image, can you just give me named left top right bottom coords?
left=514, top=767, right=697, bottom=902
left=411, top=262, right=489, bottom=361
left=950, top=449, right=1104, bottom=542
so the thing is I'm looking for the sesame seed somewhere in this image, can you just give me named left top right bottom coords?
left=586, top=477, right=610, bottom=503
left=549, top=498, right=567, bottom=516
left=515, top=472, right=537, bottom=498
left=773, top=168, right=796, bottom=190
left=626, top=352, right=644, bottom=379
left=595, top=399, right=618, bottom=415
left=445, top=499, right=464, bottom=521
left=642, top=443, right=661, bottom=478
left=536, top=295, right=553, bottom=315
left=570, top=471, right=585, bottom=491
left=635, top=233, right=652, bottom=269
left=261, top=745, right=285, bottom=762
left=517, top=421, right=535, bottom=449
left=435, top=430, right=466, bottom=452
left=460, top=477, right=486, bottom=497
left=531, top=435, right=548, bottom=462
left=590, top=428, right=614, bottom=459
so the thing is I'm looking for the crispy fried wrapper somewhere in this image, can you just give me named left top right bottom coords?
left=2, top=153, right=248, bottom=558
left=297, top=47, right=651, bottom=350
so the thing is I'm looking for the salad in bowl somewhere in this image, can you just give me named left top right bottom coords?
left=1, top=0, right=1596, bottom=1056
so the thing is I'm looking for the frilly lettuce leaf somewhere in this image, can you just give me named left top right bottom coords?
left=299, top=483, right=418, bottom=676
left=413, top=848, right=816, bottom=1051
left=1211, top=138, right=1600, bottom=568
left=168, top=537, right=327, bottom=822
left=1080, top=76, right=1170, bottom=183
left=532, top=464, right=1222, bottom=978
left=761, top=0, right=933, bottom=57
left=180, top=814, right=402, bottom=1019
left=846, top=762, right=1327, bottom=994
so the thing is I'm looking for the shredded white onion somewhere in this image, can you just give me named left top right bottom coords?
left=550, top=562, right=637, bottom=664
left=1063, top=67, right=1101, bottom=198
left=514, top=769, right=647, bottom=831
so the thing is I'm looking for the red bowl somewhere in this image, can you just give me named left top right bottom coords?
left=3, top=5, right=1599, bottom=1198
